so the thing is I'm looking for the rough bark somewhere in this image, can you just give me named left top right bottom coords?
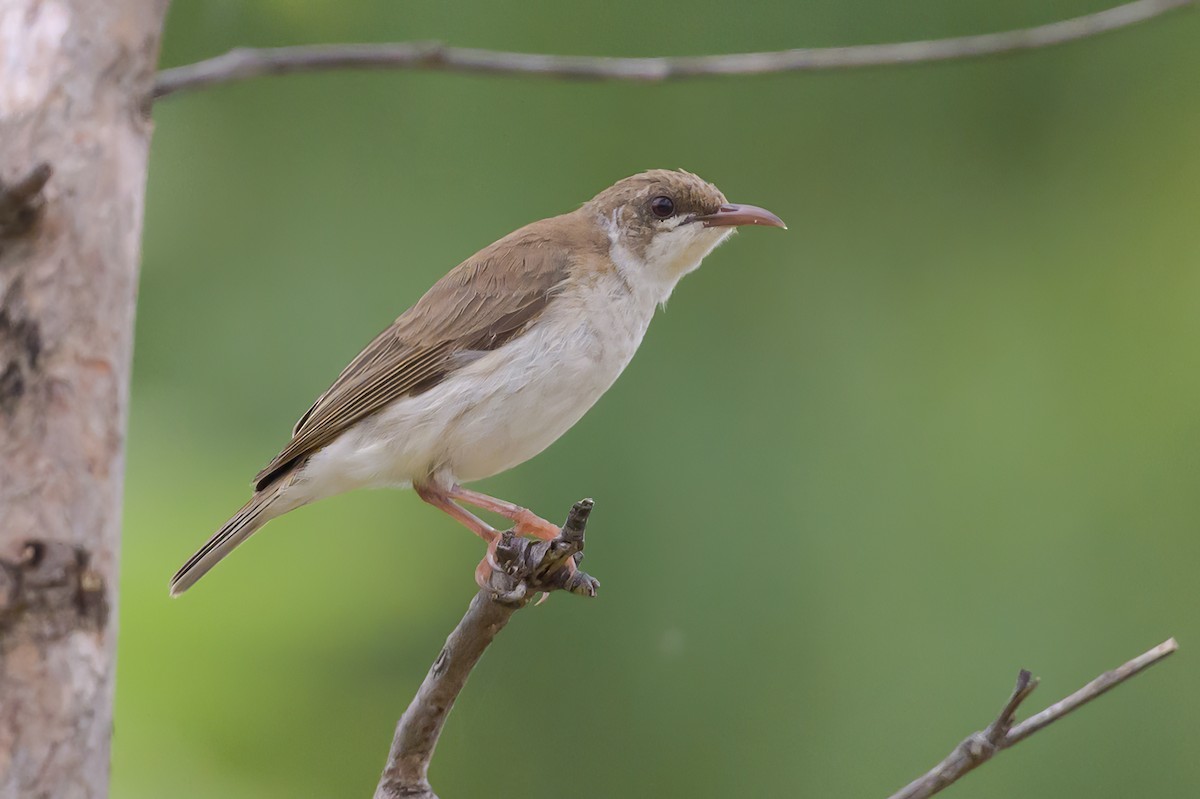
left=0, top=2, right=168, bottom=797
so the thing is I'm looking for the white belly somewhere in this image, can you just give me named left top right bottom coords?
left=299, top=273, right=656, bottom=498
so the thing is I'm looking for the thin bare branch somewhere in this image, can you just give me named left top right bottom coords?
left=153, top=0, right=1196, bottom=101
left=886, top=638, right=1179, bottom=799
left=374, top=500, right=599, bottom=799
left=1008, top=637, right=1179, bottom=743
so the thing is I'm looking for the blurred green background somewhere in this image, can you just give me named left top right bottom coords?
left=115, top=2, right=1200, bottom=797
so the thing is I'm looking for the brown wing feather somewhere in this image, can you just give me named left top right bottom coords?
left=253, top=221, right=577, bottom=490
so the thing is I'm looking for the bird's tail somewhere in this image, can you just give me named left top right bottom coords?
left=169, top=482, right=288, bottom=596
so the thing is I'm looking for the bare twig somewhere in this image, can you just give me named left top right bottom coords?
left=886, top=638, right=1179, bottom=799
left=373, top=500, right=599, bottom=799
left=1008, top=638, right=1179, bottom=743
left=153, top=0, right=1195, bottom=101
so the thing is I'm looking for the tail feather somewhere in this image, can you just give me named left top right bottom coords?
left=170, top=486, right=284, bottom=596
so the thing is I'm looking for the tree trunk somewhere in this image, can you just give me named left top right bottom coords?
left=0, top=2, right=168, bottom=796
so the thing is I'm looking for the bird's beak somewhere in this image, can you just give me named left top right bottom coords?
left=696, top=203, right=787, bottom=230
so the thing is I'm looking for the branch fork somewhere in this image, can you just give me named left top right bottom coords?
left=887, top=639, right=1179, bottom=799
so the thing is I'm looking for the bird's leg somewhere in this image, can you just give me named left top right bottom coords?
left=446, top=486, right=578, bottom=596
left=414, top=484, right=500, bottom=542
left=446, top=485, right=562, bottom=541
left=414, top=484, right=504, bottom=588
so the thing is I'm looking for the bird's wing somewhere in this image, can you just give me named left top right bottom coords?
left=253, top=226, right=574, bottom=490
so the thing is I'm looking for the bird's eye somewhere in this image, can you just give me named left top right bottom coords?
left=649, top=196, right=675, bottom=219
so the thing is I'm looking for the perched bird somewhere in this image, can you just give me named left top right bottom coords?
left=170, top=169, right=785, bottom=596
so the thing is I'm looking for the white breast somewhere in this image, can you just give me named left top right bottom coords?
left=433, top=271, right=659, bottom=483
left=300, top=269, right=658, bottom=498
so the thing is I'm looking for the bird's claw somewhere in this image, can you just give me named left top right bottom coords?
left=565, top=570, right=600, bottom=597
left=475, top=499, right=599, bottom=604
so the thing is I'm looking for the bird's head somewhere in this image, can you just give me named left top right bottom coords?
left=583, top=169, right=785, bottom=301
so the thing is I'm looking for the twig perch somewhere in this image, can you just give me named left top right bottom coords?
left=152, top=0, right=1195, bottom=100
left=373, top=499, right=599, bottom=799
left=886, top=638, right=1179, bottom=799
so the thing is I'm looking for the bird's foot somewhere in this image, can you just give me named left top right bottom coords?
left=476, top=499, right=600, bottom=603
left=474, top=535, right=507, bottom=590
left=512, top=509, right=563, bottom=542
left=441, top=485, right=561, bottom=541
left=474, top=556, right=496, bottom=591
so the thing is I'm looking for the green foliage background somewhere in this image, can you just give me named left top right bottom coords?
left=116, top=2, right=1199, bottom=796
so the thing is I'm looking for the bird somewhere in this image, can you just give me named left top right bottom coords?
left=169, top=169, right=785, bottom=596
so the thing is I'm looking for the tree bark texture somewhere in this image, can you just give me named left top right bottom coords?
left=0, top=2, right=168, bottom=797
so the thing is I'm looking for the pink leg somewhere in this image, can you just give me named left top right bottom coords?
left=414, top=484, right=499, bottom=543
left=446, top=485, right=561, bottom=541
left=414, top=484, right=503, bottom=589
left=449, top=485, right=579, bottom=589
